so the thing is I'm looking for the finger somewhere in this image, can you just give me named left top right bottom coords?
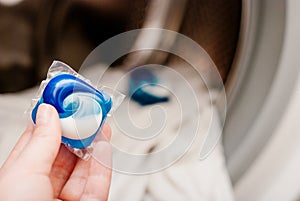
left=81, top=141, right=112, bottom=201
left=101, top=123, right=112, bottom=141
left=16, top=104, right=62, bottom=175
left=59, top=124, right=112, bottom=200
left=59, top=158, right=90, bottom=201
left=0, top=122, right=34, bottom=172
left=50, top=145, right=77, bottom=197
left=95, top=123, right=112, bottom=142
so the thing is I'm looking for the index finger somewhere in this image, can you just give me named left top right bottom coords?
left=81, top=141, right=112, bottom=201
left=95, top=123, right=112, bottom=142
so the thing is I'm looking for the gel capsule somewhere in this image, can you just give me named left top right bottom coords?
left=31, top=73, right=112, bottom=149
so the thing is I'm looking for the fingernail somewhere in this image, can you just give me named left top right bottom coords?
left=93, top=141, right=112, bottom=167
left=36, top=104, right=52, bottom=125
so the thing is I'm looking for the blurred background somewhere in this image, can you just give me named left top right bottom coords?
left=0, top=0, right=240, bottom=92
left=0, top=0, right=300, bottom=200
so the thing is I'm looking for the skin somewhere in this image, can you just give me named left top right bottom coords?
left=0, top=103, right=112, bottom=201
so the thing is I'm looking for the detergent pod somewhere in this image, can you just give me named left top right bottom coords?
left=30, top=61, right=124, bottom=160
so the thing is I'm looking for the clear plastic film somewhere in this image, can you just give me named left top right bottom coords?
left=28, top=61, right=125, bottom=160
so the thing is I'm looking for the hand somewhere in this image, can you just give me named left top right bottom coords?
left=0, top=104, right=112, bottom=201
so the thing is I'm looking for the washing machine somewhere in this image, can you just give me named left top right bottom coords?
left=223, top=0, right=300, bottom=200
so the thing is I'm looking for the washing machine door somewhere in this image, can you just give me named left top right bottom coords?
left=223, top=0, right=300, bottom=200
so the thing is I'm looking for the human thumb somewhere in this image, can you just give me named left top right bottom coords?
left=17, top=104, right=62, bottom=174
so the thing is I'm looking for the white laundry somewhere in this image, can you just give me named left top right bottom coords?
left=0, top=64, right=234, bottom=201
